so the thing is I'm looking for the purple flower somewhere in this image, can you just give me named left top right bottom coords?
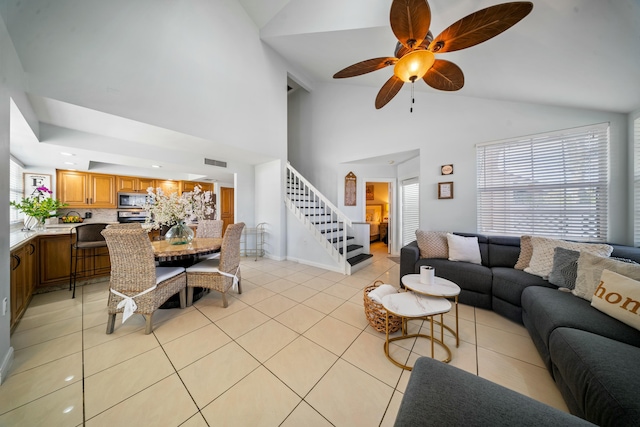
left=35, top=186, right=52, bottom=194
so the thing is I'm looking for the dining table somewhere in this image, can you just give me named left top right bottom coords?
left=151, top=237, right=223, bottom=308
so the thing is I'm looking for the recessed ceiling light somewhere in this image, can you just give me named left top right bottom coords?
left=151, top=165, right=161, bottom=168
left=64, top=162, right=75, bottom=165
left=388, top=160, right=395, bottom=164
left=60, top=152, right=75, bottom=156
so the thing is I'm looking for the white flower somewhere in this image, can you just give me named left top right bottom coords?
left=142, top=185, right=216, bottom=230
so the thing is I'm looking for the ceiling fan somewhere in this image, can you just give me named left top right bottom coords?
left=333, top=1, right=533, bottom=110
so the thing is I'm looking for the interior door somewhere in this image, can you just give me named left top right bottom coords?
left=220, top=186, right=234, bottom=235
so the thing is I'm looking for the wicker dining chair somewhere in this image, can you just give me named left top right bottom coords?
left=185, top=222, right=245, bottom=307
left=196, top=219, right=224, bottom=238
left=101, top=223, right=187, bottom=334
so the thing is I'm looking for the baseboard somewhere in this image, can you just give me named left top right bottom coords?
left=0, top=346, right=14, bottom=385
left=285, top=256, right=345, bottom=274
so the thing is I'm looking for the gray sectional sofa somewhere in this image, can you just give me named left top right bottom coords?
left=399, top=233, right=640, bottom=426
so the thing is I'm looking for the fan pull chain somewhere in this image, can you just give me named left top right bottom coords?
left=410, top=82, right=415, bottom=113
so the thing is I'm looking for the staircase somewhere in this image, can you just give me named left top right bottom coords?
left=285, top=163, right=373, bottom=274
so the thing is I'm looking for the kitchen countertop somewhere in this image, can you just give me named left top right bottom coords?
left=9, top=223, right=118, bottom=251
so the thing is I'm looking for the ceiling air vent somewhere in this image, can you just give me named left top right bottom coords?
left=204, top=158, right=227, bottom=168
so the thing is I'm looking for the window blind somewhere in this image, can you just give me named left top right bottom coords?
left=477, top=123, right=609, bottom=241
left=10, top=157, right=24, bottom=222
left=634, top=117, right=640, bottom=246
left=401, top=178, right=419, bottom=246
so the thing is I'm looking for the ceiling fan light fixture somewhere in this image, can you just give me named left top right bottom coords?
left=393, top=50, right=435, bottom=83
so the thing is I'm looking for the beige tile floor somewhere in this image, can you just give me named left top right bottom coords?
left=0, top=242, right=568, bottom=426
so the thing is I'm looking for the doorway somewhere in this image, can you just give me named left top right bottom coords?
left=220, top=186, right=234, bottom=235
left=365, top=180, right=392, bottom=254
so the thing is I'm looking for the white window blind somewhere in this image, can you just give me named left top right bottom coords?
left=634, top=116, right=640, bottom=246
left=477, top=123, right=609, bottom=241
left=401, top=178, right=419, bottom=246
left=10, top=157, right=24, bottom=222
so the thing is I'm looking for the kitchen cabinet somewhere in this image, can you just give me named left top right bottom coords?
left=57, top=170, right=117, bottom=208
left=116, top=176, right=155, bottom=193
left=10, top=241, right=37, bottom=331
left=182, top=181, right=213, bottom=193
left=155, top=179, right=181, bottom=196
left=38, top=234, right=110, bottom=287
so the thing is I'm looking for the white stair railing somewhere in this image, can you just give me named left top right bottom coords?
left=285, top=163, right=352, bottom=273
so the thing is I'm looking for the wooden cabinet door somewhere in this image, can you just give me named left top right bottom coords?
left=93, top=246, right=111, bottom=277
left=220, top=186, right=234, bottom=235
left=24, top=242, right=37, bottom=298
left=156, top=180, right=181, bottom=196
left=89, top=174, right=116, bottom=207
left=10, top=247, right=23, bottom=327
left=116, top=176, right=137, bottom=192
left=39, top=234, right=74, bottom=286
left=57, top=170, right=89, bottom=207
left=138, top=177, right=155, bottom=192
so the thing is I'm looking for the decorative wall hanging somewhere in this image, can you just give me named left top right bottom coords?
left=441, top=164, right=454, bottom=175
left=438, top=182, right=454, bottom=199
left=345, top=172, right=357, bottom=206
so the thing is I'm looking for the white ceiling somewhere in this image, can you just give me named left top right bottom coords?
left=6, top=0, right=640, bottom=178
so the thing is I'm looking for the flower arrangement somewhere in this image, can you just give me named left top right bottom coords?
left=10, top=186, right=67, bottom=227
left=142, top=185, right=216, bottom=230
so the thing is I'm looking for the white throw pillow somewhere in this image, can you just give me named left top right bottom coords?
left=573, top=252, right=640, bottom=301
left=524, top=237, right=613, bottom=279
left=591, top=270, right=640, bottom=331
left=446, top=233, right=481, bottom=265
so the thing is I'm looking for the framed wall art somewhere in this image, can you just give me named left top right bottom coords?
left=441, top=164, right=454, bottom=175
left=366, top=184, right=374, bottom=200
left=24, top=173, right=52, bottom=198
left=438, top=182, right=454, bottom=199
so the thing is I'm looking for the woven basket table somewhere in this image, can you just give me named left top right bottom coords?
left=364, top=280, right=401, bottom=333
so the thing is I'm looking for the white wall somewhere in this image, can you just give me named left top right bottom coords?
left=255, top=159, right=285, bottom=260
left=290, top=82, right=631, bottom=244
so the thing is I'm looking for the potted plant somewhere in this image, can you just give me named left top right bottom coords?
left=10, top=186, right=68, bottom=231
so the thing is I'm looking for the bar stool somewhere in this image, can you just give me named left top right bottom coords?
left=69, top=223, right=109, bottom=298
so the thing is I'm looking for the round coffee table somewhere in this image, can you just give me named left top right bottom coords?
left=381, top=291, right=452, bottom=370
left=402, top=274, right=461, bottom=347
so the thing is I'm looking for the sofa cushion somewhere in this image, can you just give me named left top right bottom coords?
left=525, top=237, right=613, bottom=279
left=514, top=235, right=533, bottom=270
left=487, top=235, right=521, bottom=268
left=394, top=356, right=592, bottom=427
left=492, top=267, right=554, bottom=307
left=573, top=252, right=640, bottom=301
left=415, top=230, right=448, bottom=259
left=549, top=328, right=640, bottom=426
left=548, top=247, right=580, bottom=289
left=447, top=233, right=481, bottom=264
left=591, top=270, right=640, bottom=331
left=521, top=286, right=640, bottom=351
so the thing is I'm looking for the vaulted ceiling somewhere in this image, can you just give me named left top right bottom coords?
left=5, top=0, right=640, bottom=179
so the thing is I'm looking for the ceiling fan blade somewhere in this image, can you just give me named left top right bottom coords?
left=333, top=57, right=397, bottom=79
left=375, top=76, right=404, bottom=109
left=423, top=60, right=464, bottom=91
left=390, top=0, right=431, bottom=49
left=429, top=2, right=533, bottom=53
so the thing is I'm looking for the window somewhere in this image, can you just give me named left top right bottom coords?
left=10, top=156, right=24, bottom=222
left=477, top=123, right=609, bottom=241
left=401, top=177, right=419, bottom=246
left=635, top=116, right=640, bottom=246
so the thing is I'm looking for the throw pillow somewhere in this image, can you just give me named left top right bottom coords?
left=446, top=233, right=482, bottom=264
left=415, top=230, right=449, bottom=259
left=573, top=252, right=640, bottom=301
left=514, top=235, right=533, bottom=270
left=548, top=247, right=580, bottom=289
left=525, top=237, right=613, bottom=279
left=591, top=270, right=640, bottom=331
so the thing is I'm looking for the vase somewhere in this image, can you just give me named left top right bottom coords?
left=165, top=222, right=194, bottom=245
left=23, top=215, right=46, bottom=231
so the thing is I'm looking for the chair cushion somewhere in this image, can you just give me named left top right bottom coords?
left=186, top=258, right=221, bottom=273
left=155, top=266, right=186, bottom=284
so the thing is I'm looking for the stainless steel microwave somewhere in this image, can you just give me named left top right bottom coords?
left=117, top=192, right=148, bottom=209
